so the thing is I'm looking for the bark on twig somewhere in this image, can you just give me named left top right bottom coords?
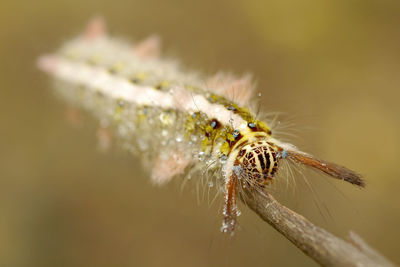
left=243, top=190, right=395, bottom=267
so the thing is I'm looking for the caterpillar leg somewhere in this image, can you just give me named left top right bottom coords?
left=96, top=125, right=113, bottom=152
left=221, top=173, right=238, bottom=234
left=65, top=106, right=83, bottom=127
left=151, top=150, right=191, bottom=185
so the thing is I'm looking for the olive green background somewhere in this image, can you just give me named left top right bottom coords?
left=1, top=0, right=399, bottom=266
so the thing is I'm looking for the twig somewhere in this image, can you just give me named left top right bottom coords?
left=242, top=190, right=395, bottom=267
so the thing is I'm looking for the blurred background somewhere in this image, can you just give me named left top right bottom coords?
left=1, top=0, right=399, bottom=266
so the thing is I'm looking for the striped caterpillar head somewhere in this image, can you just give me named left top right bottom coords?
left=234, top=140, right=281, bottom=186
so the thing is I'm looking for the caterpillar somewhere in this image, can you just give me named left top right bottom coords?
left=38, top=17, right=365, bottom=234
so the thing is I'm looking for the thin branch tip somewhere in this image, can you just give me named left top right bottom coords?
left=243, top=189, right=394, bottom=267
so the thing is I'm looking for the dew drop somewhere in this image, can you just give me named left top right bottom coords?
left=233, top=165, right=243, bottom=176
left=219, top=155, right=227, bottom=164
left=138, top=140, right=148, bottom=151
left=220, top=223, right=228, bottom=233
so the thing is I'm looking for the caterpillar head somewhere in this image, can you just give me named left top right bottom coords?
left=233, top=140, right=283, bottom=187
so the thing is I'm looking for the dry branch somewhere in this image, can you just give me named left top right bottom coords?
left=243, top=190, right=395, bottom=267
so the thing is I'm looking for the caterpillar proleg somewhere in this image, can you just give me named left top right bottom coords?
left=38, top=17, right=365, bottom=234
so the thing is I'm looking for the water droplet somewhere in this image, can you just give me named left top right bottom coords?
left=248, top=122, right=256, bottom=128
left=138, top=140, right=148, bottom=151
left=211, top=120, right=217, bottom=128
left=220, top=155, right=227, bottom=164
left=220, top=223, right=228, bottom=233
left=161, top=130, right=168, bottom=136
left=233, top=129, right=240, bottom=138
left=233, top=165, right=243, bottom=176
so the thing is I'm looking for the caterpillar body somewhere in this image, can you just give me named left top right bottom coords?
left=38, top=18, right=364, bottom=234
